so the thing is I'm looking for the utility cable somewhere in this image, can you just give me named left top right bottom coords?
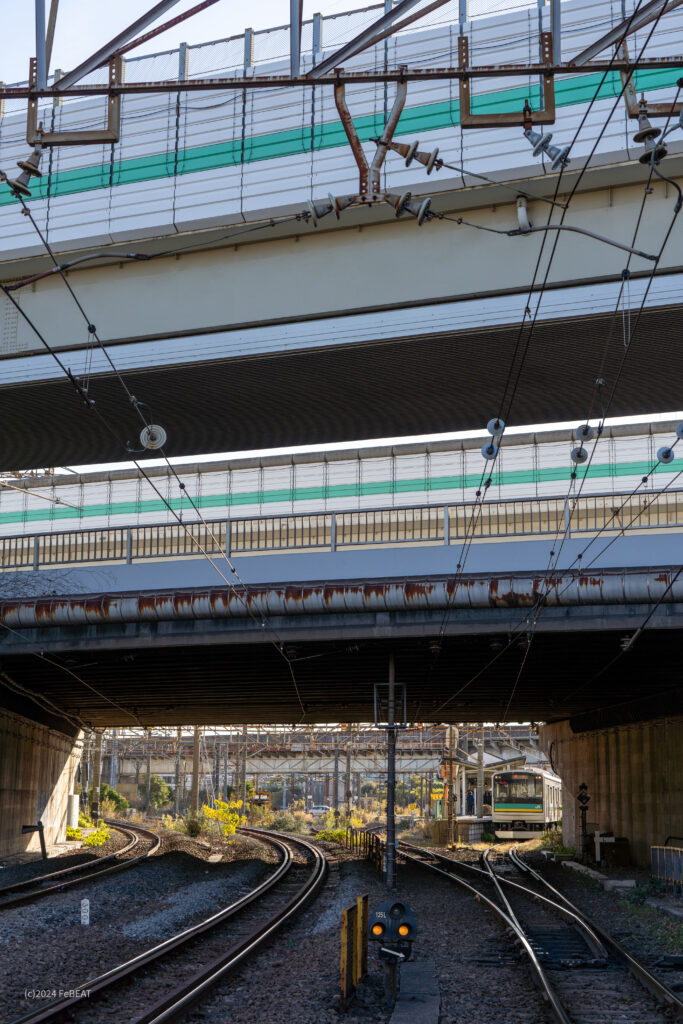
left=0, top=615, right=140, bottom=725
left=429, top=0, right=658, bottom=658
left=1, top=195, right=309, bottom=724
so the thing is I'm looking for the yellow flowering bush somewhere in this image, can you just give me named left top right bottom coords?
left=202, top=799, right=246, bottom=839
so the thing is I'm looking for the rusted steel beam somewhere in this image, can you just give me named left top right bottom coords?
left=0, top=570, right=680, bottom=630
left=0, top=59, right=681, bottom=98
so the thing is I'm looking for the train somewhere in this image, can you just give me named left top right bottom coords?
left=491, top=768, right=562, bottom=839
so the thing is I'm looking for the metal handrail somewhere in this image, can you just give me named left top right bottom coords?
left=1, top=486, right=681, bottom=572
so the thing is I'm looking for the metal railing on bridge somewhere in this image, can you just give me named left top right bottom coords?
left=1, top=488, right=681, bottom=572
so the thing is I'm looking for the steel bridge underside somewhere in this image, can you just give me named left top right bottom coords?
left=3, top=302, right=683, bottom=470
left=1, top=588, right=681, bottom=730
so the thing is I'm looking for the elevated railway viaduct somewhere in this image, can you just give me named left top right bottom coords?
left=0, top=0, right=682, bottom=863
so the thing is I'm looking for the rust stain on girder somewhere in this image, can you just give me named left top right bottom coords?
left=0, top=571, right=678, bottom=631
left=577, top=575, right=604, bottom=587
left=404, top=582, right=433, bottom=600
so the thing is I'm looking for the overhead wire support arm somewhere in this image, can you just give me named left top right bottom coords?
left=458, top=33, right=556, bottom=127
left=4, top=59, right=683, bottom=100
left=308, top=0, right=452, bottom=80
left=570, top=0, right=683, bottom=64
left=54, top=0, right=184, bottom=91
left=333, top=71, right=408, bottom=197
left=99, top=0, right=223, bottom=66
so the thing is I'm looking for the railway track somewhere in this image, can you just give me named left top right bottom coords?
left=9, top=827, right=327, bottom=1024
left=396, top=836, right=683, bottom=1024
left=0, top=820, right=161, bottom=910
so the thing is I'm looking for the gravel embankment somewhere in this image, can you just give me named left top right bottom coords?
left=0, top=828, right=131, bottom=889
left=186, top=838, right=549, bottom=1024
left=5, top=830, right=679, bottom=1024
left=2, top=832, right=276, bottom=1021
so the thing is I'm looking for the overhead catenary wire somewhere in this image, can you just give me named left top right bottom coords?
left=2, top=0, right=678, bottom=729
left=0, top=196, right=309, bottom=724
left=426, top=0, right=661, bottom=663
left=0, top=613, right=141, bottom=725
left=432, top=424, right=683, bottom=717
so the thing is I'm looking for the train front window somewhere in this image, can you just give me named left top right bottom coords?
left=494, top=775, right=543, bottom=804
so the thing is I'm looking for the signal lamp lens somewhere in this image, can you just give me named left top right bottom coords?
left=398, top=924, right=411, bottom=937
left=372, top=924, right=384, bottom=936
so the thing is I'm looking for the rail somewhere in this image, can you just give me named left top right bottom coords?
left=2, top=486, right=682, bottom=572
left=8, top=828, right=327, bottom=1024
left=0, top=820, right=161, bottom=910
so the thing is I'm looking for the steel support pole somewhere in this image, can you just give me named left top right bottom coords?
left=333, top=741, right=340, bottom=822
left=109, top=729, right=117, bottom=789
left=214, top=741, right=220, bottom=802
left=551, top=0, right=561, bottom=64
left=447, top=725, right=454, bottom=845
left=290, top=0, right=302, bottom=78
left=345, top=746, right=352, bottom=814
left=35, top=0, right=47, bottom=91
left=146, top=747, right=152, bottom=812
left=386, top=654, right=397, bottom=889
left=191, top=726, right=200, bottom=815
left=241, top=726, right=247, bottom=810
left=174, top=727, right=181, bottom=815
left=91, top=729, right=103, bottom=824
left=477, top=724, right=485, bottom=819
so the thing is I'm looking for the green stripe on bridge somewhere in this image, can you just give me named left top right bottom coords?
left=0, top=456, right=668, bottom=526
left=0, top=68, right=678, bottom=208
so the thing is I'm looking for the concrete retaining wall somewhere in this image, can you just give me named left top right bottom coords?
left=539, top=716, right=683, bottom=867
left=0, top=707, right=82, bottom=858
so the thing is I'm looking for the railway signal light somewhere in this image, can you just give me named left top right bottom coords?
left=368, top=900, right=417, bottom=961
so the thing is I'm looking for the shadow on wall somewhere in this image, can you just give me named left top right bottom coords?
left=0, top=706, right=82, bottom=858
left=539, top=715, right=683, bottom=868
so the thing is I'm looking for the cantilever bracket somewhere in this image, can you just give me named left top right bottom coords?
left=618, top=39, right=682, bottom=119
left=333, top=69, right=408, bottom=197
left=458, top=33, right=556, bottom=128
left=27, top=55, right=123, bottom=145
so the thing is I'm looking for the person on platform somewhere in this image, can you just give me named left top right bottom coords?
left=466, top=787, right=475, bottom=815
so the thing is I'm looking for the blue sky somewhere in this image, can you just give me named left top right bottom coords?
left=0, top=1, right=365, bottom=84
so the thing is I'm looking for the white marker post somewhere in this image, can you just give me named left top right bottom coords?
left=81, top=898, right=90, bottom=925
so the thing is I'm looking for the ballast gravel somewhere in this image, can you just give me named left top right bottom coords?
left=184, top=838, right=549, bottom=1024
left=0, top=831, right=276, bottom=1021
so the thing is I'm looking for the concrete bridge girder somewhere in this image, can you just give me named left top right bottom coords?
left=4, top=172, right=682, bottom=359
left=2, top=164, right=683, bottom=467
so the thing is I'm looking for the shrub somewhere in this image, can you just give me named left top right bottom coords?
left=315, top=828, right=346, bottom=843
left=202, top=799, right=245, bottom=839
left=271, top=810, right=310, bottom=834
left=78, top=812, right=92, bottom=828
left=89, top=784, right=128, bottom=813
left=148, top=775, right=173, bottom=808
left=83, top=823, right=110, bottom=848
left=66, top=827, right=82, bottom=841
left=481, top=832, right=496, bottom=843
left=540, top=829, right=575, bottom=856
left=181, top=814, right=205, bottom=837
left=247, top=804, right=274, bottom=826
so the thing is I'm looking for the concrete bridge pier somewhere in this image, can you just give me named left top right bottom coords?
left=540, top=716, right=683, bottom=867
left=0, top=706, right=82, bottom=858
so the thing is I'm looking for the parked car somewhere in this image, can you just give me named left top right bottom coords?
left=309, top=805, right=332, bottom=817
